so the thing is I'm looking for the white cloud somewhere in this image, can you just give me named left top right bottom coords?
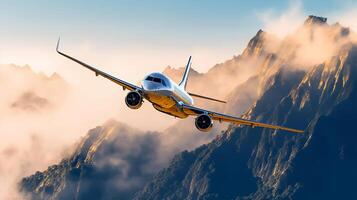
left=258, top=0, right=305, bottom=38
left=330, top=7, right=357, bottom=42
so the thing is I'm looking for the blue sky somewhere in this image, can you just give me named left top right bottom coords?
left=0, top=0, right=356, bottom=75
left=0, top=0, right=345, bottom=46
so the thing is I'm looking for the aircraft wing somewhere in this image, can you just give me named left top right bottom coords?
left=56, top=39, right=140, bottom=91
left=182, top=104, right=304, bottom=134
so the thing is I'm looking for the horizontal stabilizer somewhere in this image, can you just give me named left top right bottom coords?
left=188, top=92, right=226, bottom=104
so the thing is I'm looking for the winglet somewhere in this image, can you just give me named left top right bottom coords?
left=56, top=37, right=61, bottom=53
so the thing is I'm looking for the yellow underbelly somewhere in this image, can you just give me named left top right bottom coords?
left=146, top=92, right=176, bottom=108
left=152, top=104, right=188, bottom=118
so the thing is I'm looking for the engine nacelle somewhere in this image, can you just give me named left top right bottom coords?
left=195, top=114, right=213, bottom=132
left=125, top=91, right=143, bottom=109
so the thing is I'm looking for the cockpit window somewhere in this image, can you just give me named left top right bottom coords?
left=161, top=79, right=167, bottom=86
left=152, top=77, right=161, bottom=83
left=145, top=76, right=167, bottom=86
left=146, top=76, right=154, bottom=81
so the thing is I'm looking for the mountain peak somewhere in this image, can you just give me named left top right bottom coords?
left=241, top=29, right=267, bottom=57
left=251, top=29, right=266, bottom=40
left=256, top=29, right=265, bottom=36
left=304, top=15, right=327, bottom=26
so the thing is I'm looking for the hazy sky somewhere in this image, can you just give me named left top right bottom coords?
left=1, top=0, right=354, bottom=79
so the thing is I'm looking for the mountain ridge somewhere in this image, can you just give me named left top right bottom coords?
left=134, top=16, right=357, bottom=199
left=134, top=43, right=357, bottom=200
left=19, top=15, right=357, bottom=200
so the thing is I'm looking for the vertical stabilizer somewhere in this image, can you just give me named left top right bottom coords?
left=179, top=56, right=192, bottom=90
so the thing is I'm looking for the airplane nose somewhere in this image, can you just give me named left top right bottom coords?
left=142, top=81, right=160, bottom=91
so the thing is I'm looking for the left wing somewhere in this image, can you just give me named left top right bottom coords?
left=182, top=104, right=304, bottom=134
left=56, top=38, right=140, bottom=91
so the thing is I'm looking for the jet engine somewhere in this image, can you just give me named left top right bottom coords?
left=125, top=91, right=143, bottom=109
left=195, top=114, right=213, bottom=132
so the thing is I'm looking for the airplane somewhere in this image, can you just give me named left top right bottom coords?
left=56, top=39, right=304, bottom=134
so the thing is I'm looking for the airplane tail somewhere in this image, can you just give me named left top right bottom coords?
left=179, top=56, right=226, bottom=104
left=179, top=56, right=192, bottom=89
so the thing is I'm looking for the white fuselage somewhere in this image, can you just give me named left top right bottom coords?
left=140, top=72, right=193, bottom=118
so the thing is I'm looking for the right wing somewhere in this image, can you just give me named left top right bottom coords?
left=56, top=38, right=140, bottom=91
left=182, top=104, right=304, bottom=134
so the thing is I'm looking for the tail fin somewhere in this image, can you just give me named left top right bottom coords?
left=179, top=56, right=192, bottom=89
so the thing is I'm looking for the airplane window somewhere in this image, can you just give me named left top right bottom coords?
left=152, top=78, right=161, bottom=83
left=161, top=79, right=167, bottom=86
left=146, top=76, right=154, bottom=81
left=146, top=76, right=166, bottom=86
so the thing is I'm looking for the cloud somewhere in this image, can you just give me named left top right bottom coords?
left=0, top=65, right=71, bottom=199
left=290, top=24, right=351, bottom=68
left=257, top=1, right=357, bottom=70
left=19, top=121, right=163, bottom=199
left=330, top=7, right=357, bottom=43
left=258, top=0, right=305, bottom=38
left=0, top=133, right=73, bottom=200
left=91, top=123, right=162, bottom=198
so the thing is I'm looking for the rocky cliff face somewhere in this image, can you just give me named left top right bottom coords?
left=134, top=17, right=357, bottom=200
left=20, top=121, right=162, bottom=200
left=163, top=29, right=270, bottom=101
left=20, top=16, right=357, bottom=200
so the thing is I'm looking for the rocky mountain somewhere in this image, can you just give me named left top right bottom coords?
left=163, top=29, right=268, bottom=101
left=134, top=16, right=357, bottom=199
left=20, top=121, right=162, bottom=200
left=20, top=15, right=357, bottom=200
